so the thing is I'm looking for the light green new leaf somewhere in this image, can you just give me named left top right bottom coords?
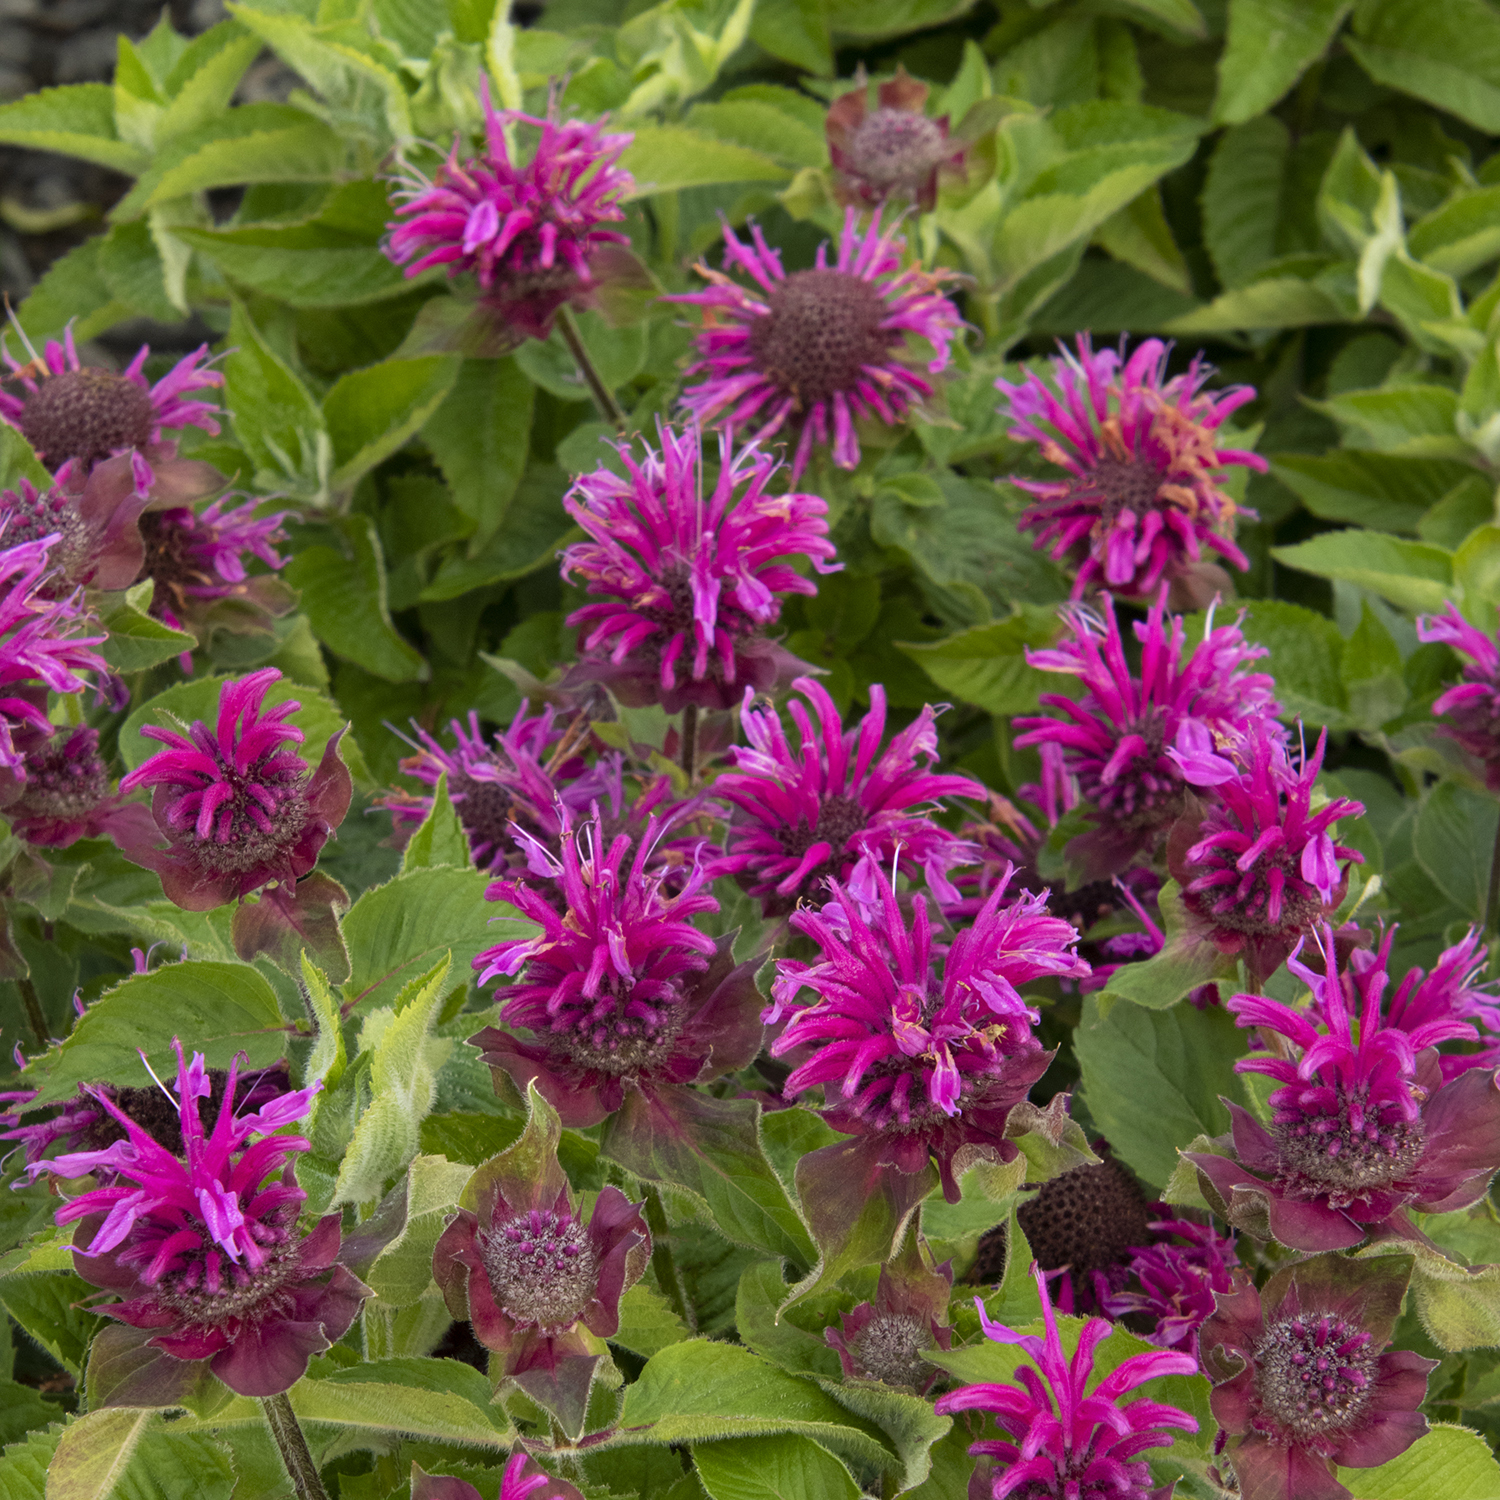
left=400, top=773, right=471, bottom=874
left=157, top=21, right=263, bottom=143
left=693, top=1435, right=861, bottom=1500
left=1214, top=0, right=1352, bottom=125
left=0, top=84, right=148, bottom=174
left=621, top=126, right=792, bottom=195
left=1410, top=186, right=1500, bottom=277
left=1339, top=1424, right=1500, bottom=1498
left=1162, top=274, right=1351, bottom=334
left=362, top=1154, right=473, bottom=1307
left=46, top=1410, right=153, bottom=1500
left=301, top=953, right=347, bottom=1097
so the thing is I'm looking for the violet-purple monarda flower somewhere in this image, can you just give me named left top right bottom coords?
left=1199, top=1253, right=1434, bottom=1500
left=934, top=1262, right=1198, bottom=1500
left=670, top=209, right=962, bottom=478
left=7, top=725, right=154, bottom=849
left=769, top=861, right=1088, bottom=1200
left=1015, top=593, right=1278, bottom=881
left=560, top=425, right=839, bottom=712
left=712, top=677, right=981, bottom=916
left=1098, top=1216, right=1239, bottom=1353
left=470, top=809, right=764, bottom=1127
left=825, top=67, right=965, bottom=211
left=1415, top=602, right=1500, bottom=790
left=1187, top=926, right=1500, bottom=1251
left=413, top=1454, right=584, bottom=1500
left=26, top=1041, right=367, bottom=1401
left=999, top=336, right=1264, bottom=606
left=1, top=324, right=222, bottom=494
left=825, top=1239, right=955, bottom=1392
left=385, top=85, right=633, bottom=346
left=117, top=667, right=352, bottom=911
left=1379, top=925, right=1500, bottom=1080
left=1167, top=724, right=1363, bottom=988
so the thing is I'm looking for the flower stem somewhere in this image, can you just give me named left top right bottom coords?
left=16, top=977, right=46, bottom=1048
left=642, top=1186, right=696, bottom=1333
left=261, top=1392, right=330, bottom=1500
left=680, top=702, right=699, bottom=784
left=557, top=307, right=626, bottom=431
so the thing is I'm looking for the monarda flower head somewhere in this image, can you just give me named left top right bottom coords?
left=825, top=1235, right=955, bottom=1393
left=999, top=336, right=1264, bottom=605
left=7, top=725, right=153, bottom=849
left=1379, top=926, right=1500, bottom=1080
left=1415, top=602, right=1500, bottom=789
left=412, top=1454, right=583, bottom=1500
left=1015, top=593, right=1278, bottom=881
left=1188, top=925, right=1500, bottom=1250
left=560, top=425, right=838, bottom=712
left=934, top=1262, right=1198, bottom=1500
left=25, top=1040, right=367, bottom=1401
left=670, top=209, right=962, bottom=478
left=826, top=67, right=965, bottom=211
left=1168, top=724, right=1363, bottom=988
left=0, top=323, right=223, bottom=496
left=118, top=668, right=352, bottom=911
left=1200, top=1253, right=1434, bottom=1500
left=712, top=677, right=982, bottom=916
left=385, top=84, right=633, bottom=346
left=769, top=861, right=1088, bottom=1200
left=470, top=808, right=765, bottom=1126
left=1098, top=1216, right=1239, bottom=1353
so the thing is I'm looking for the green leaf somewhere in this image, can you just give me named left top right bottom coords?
left=747, top=0, right=832, bottom=75
left=1201, top=118, right=1290, bottom=289
left=47, top=1415, right=234, bottom=1500
left=1161, top=273, right=1350, bottom=333
left=611, top=1281, right=692, bottom=1360
left=0, top=1267, right=103, bottom=1378
left=620, top=125, right=792, bottom=195
left=341, top=865, right=530, bottom=1013
left=684, top=100, right=828, bottom=172
left=0, top=427, right=49, bottom=496
left=14, top=237, right=132, bottom=346
left=693, top=1435, right=861, bottom=1500
left=1348, top=0, right=1500, bottom=134
left=422, top=466, right=573, bottom=602
left=1342, top=601, right=1408, bottom=732
left=421, top=358, right=534, bottom=550
left=399, top=772, right=470, bottom=874
left=1412, top=782, right=1499, bottom=925
left=897, top=608, right=1060, bottom=716
left=1073, top=992, right=1251, bottom=1191
left=615, top=1341, right=893, bottom=1471
left=176, top=224, right=414, bottom=307
left=0, top=1421, right=60, bottom=1500
left=26, top=961, right=287, bottom=1107
left=157, top=22, right=263, bottom=144
left=1271, top=453, right=1472, bottom=535
left=0, top=84, right=148, bottom=174
left=360, top=1153, right=472, bottom=1306
left=1311, top=384, right=1472, bottom=459
left=47, top=1410, right=154, bottom=1500
left=285, top=516, right=428, bottom=684
left=1339, top=1424, right=1500, bottom=1498
left=1214, top=0, right=1352, bottom=124
left=324, top=355, right=458, bottom=494
left=1410, top=186, right=1500, bottom=277
left=1271, top=531, right=1455, bottom=613
left=96, top=220, right=176, bottom=323
left=301, top=952, right=347, bottom=1096
left=332, top=957, right=452, bottom=1207
left=95, top=582, right=198, bottom=674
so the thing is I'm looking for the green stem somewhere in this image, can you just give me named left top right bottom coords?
left=642, top=1186, right=695, bottom=1334
left=557, top=306, right=626, bottom=431
left=261, top=1392, right=330, bottom=1500
left=16, top=977, right=46, bottom=1049
left=1486, top=815, right=1500, bottom=943
left=680, top=702, right=699, bottom=784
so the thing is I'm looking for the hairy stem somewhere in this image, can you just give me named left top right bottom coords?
left=680, top=701, right=699, bottom=784
left=642, top=1186, right=696, bottom=1334
left=16, top=977, right=46, bottom=1049
left=261, top=1392, right=330, bottom=1500
left=558, top=306, right=626, bottom=430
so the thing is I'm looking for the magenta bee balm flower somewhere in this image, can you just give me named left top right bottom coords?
left=713, top=677, right=982, bottom=915
left=386, top=85, right=633, bottom=346
left=118, top=668, right=352, bottom=911
left=561, top=425, right=838, bottom=711
left=1379, top=926, right=1500, bottom=1079
left=1199, top=1253, right=1435, bottom=1500
left=670, top=209, right=962, bottom=477
left=770, top=860, right=1087, bottom=1199
left=1015, top=593, right=1278, bottom=880
left=934, top=1262, right=1198, bottom=1500
left=7, top=725, right=154, bottom=849
left=413, top=1454, right=583, bottom=1500
left=1188, top=926, right=1500, bottom=1250
left=1098, top=1216, right=1239, bottom=1353
left=999, top=336, right=1263, bottom=604
left=25, top=1040, right=367, bottom=1401
left=1415, top=602, right=1500, bottom=789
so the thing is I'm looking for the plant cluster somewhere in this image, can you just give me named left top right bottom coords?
left=1, top=2, right=1500, bottom=1499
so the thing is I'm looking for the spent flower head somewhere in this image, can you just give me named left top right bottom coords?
left=118, top=667, right=352, bottom=910
left=826, top=67, right=965, bottom=211
left=999, top=336, right=1263, bottom=605
left=670, top=209, right=962, bottom=478
left=25, top=1040, right=366, bottom=1399
left=561, top=425, right=839, bottom=711
left=1200, top=1253, right=1434, bottom=1500
left=1188, top=924, right=1500, bottom=1250
left=1015, top=592, right=1278, bottom=880
left=386, top=84, right=633, bottom=345
left=825, top=1237, right=954, bottom=1392
left=713, top=677, right=981, bottom=915
left=934, top=1262, right=1198, bottom=1500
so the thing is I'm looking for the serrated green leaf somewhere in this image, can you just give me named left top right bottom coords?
left=0, top=84, right=147, bottom=173
left=693, top=1435, right=861, bottom=1500
left=612, top=1280, right=692, bottom=1360
left=94, top=582, right=198, bottom=674
left=175, top=224, right=414, bottom=307
left=399, top=772, right=471, bottom=873
left=1272, top=531, right=1455, bottom=613
left=1412, top=783, right=1499, bottom=925
left=1161, top=273, right=1350, bottom=333
left=1271, top=453, right=1472, bottom=535
left=1214, top=0, right=1352, bottom=125
left=0, top=1270, right=102, bottom=1379
left=46, top=1410, right=153, bottom=1500
left=1339, top=1423, right=1500, bottom=1498
left=157, top=21, right=262, bottom=143
left=301, top=952, right=347, bottom=1096
left=621, top=125, right=791, bottom=195
left=1202, top=118, right=1290, bottom=289
left=324, top=355, right=459, bottom=493
left=1347, top=0, right=1500, bottom=134
left=361, top=1153, right=472, bottom=1306
left=898, top=608, right=1060, bottom=716
left=1410, top=186, right=1500, bottom=277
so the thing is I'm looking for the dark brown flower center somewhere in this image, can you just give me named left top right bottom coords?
left=1015, top=1155, right=1153, bottom=1283
left=1253, top=1312, right=1376, bottom=1442
left=1273, top=1087, right=1425, bottom=1202
left=849, top=1311, right=934, bottom=1388
left=449, top=769, right=522, bottom=856
left=849, top=109, right=946, bottom=191
left=139, top=510, right=214, bottom=613
left=479, top=1208, right=598, bottom=1329
left=748, top=270, right=892, bottom=409
left=1089, top=454, right=1163, bottom=520
left=19, top=368, right=155, bottom=469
